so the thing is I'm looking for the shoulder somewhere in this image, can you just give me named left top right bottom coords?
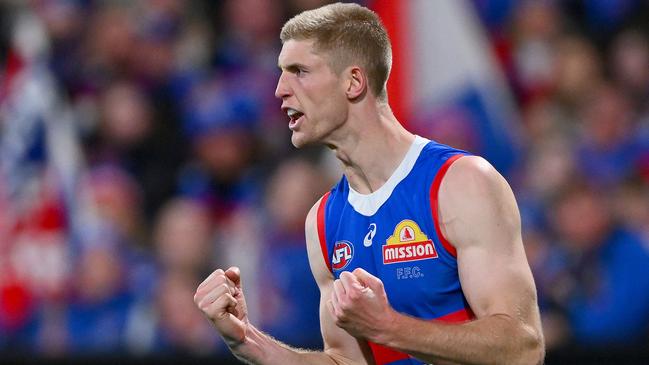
left=305, top=193, right=334, bottom=283
left=305, top=193, right=329, bottom=238
left=443, top=155, right=510, bottom=202
left=438, top=156, right=521, bottom=250
left=418, top=138, right=469, bottom=161
left=417, top=140, right=472, bottom=185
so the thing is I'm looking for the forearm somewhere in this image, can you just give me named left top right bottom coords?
left=376, top=312, right=543, bottom=365
left=230, top=324, right=355, bottom=365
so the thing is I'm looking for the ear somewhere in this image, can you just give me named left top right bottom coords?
left=345, top=66, right=367, bottom=100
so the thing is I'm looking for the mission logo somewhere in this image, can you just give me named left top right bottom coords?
left=382, top=220, right=438, bottom=264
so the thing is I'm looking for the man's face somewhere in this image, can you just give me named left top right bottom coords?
left=276, top=39, right=348, bottom=148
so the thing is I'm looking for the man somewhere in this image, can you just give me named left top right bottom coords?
left=194, top=3, right=545, bottom=364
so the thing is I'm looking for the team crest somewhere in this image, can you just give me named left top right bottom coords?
left=332, top=240, right=354, bottom=270
left=383, top=220, right=438, bottom=264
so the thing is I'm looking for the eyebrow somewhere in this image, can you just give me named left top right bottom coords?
left=278, top=63, right=309, bottom=72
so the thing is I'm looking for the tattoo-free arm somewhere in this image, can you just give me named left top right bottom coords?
left=229, top=197, right=374, bottom=365
left=368, top=156, right=545, bottom=365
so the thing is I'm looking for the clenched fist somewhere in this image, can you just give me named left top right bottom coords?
left=328, top=268, right=397, bottom=343
left=194, top=266, right=249, bottom=347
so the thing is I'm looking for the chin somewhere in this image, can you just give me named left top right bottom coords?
left=291, top=132, right=312, bottom=148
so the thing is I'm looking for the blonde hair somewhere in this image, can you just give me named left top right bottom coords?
left=280, top=2, right=392, bottom=102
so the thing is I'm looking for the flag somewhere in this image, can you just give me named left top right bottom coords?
left=372, top=0, right=521, bottom=175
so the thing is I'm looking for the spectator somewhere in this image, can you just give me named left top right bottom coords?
left=152, top=271, right=221, bottom=354
left=545, top=181, right=649, bottom=347
left=575, top=83, right=647, bottom=186
left=64, top=242, right=135, bottom=353
left=153, top=197, right=215, bottom=277
left=257, top=158, right=330, bottom=348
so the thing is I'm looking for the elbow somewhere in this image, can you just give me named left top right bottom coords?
left=492, top=314, right=545, bottom=365
left=515, top=324, right=545, bottom=365
left=521, top=341, right=545, bottom=365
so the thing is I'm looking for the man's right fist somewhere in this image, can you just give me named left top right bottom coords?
left=194, top=266, right=249, bottom=346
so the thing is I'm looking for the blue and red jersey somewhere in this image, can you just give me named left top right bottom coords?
left=316, top=136, right=474, bottom=365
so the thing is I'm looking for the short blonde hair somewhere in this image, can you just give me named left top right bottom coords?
left=280, top=2, right=392, bottom=102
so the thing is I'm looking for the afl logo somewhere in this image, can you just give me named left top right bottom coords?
left=332, top=241, right=354, bottom=271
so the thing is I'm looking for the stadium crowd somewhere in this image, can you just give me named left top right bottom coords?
left=1, top=0, right=648, bottom=361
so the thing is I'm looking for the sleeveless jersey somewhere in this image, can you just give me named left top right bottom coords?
left=316, top=136, right=474, bottom=365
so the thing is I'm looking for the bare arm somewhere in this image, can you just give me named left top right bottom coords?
left=194, top=197, right=373, bottom=365
left=387, top=156, right=544, bottom=364
left=330, top=156, right=544, bottom=365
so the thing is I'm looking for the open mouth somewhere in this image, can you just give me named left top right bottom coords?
left=286, top=108, right=305, bottom=129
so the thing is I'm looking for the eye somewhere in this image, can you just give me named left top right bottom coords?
left=283, top=65, right=307, bottom=77
left=294, top=66, right=308, bottom=77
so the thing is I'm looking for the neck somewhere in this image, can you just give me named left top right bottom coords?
left=325, top=102, right=415, bottom=194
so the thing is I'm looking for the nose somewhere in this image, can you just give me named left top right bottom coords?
left=275, top=72, right=291, bottom=99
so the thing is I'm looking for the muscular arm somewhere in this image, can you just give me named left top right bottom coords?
left=333, top=156, right=544, bottom=365
left=195, top=197, right=373, bottom=365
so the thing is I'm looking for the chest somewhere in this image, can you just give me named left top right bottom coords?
left=327, top=191, right=460, bottom=316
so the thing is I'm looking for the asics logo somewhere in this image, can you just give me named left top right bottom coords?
left=364, top=223, right=377, bottom=247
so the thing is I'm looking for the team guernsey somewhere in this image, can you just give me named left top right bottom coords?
left=317, top=136, right=474, bottom=365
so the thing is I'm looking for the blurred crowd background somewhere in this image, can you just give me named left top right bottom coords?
left=1, top=0, right=649, bottom=363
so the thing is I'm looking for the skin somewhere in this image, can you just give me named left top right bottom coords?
left=194, top=39, right=545, bottom=365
